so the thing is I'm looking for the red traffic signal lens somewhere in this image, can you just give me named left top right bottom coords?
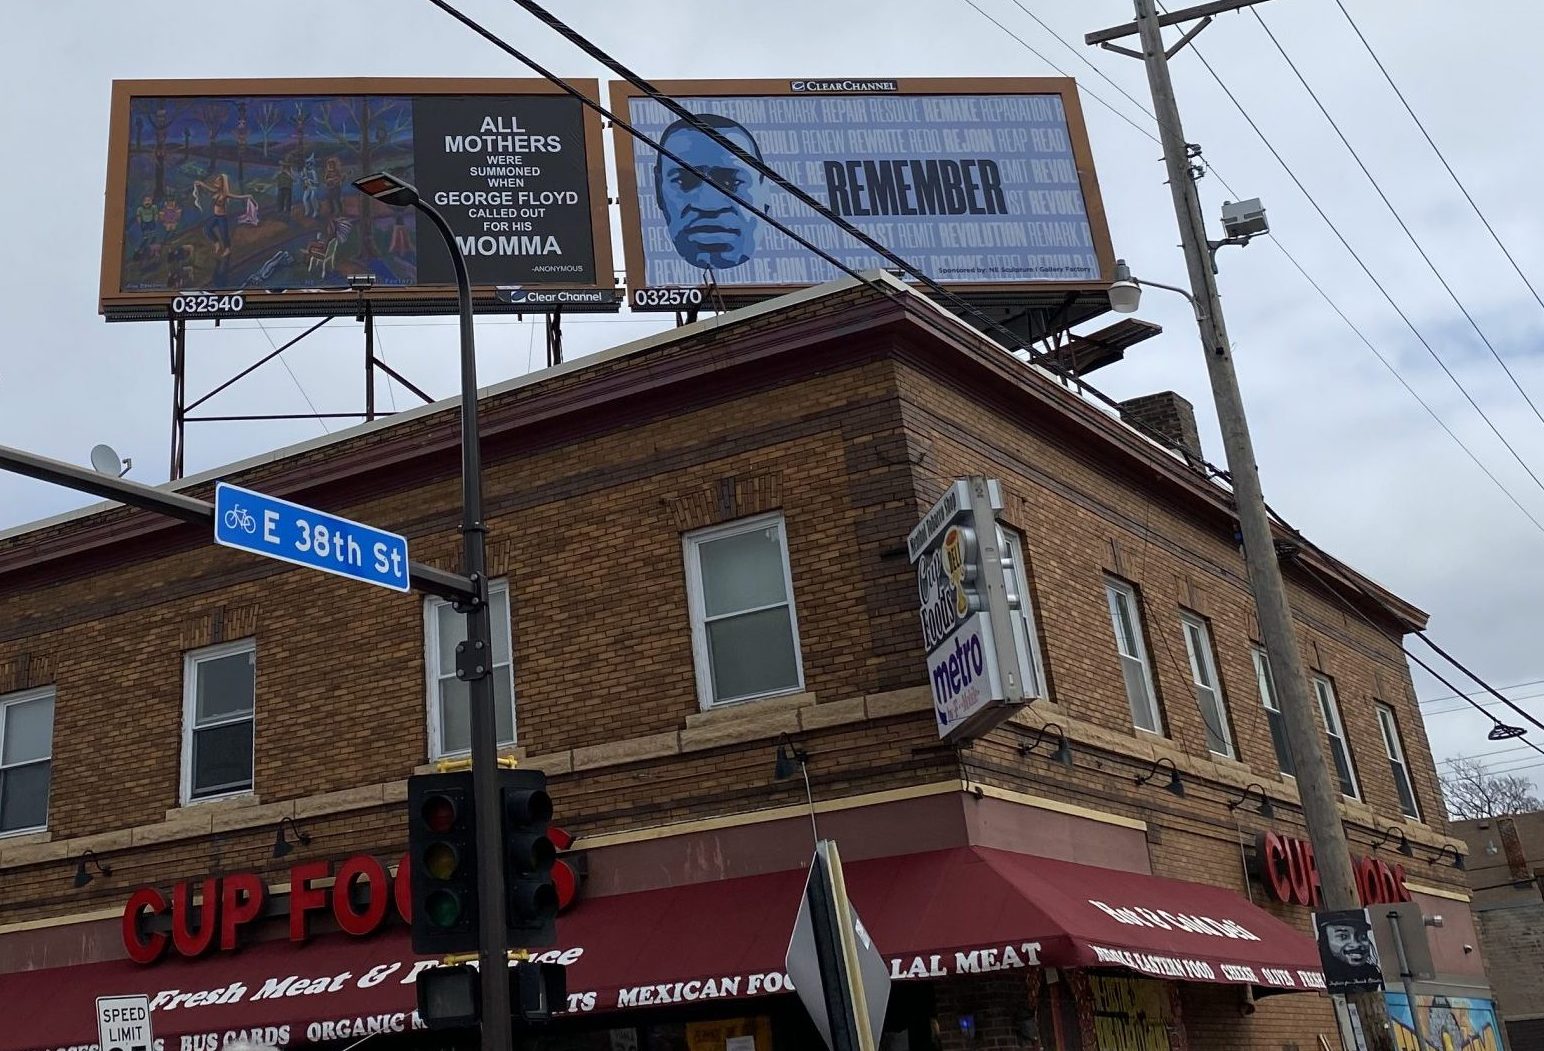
left=425, top=889, right=463, bottom=928
left=424, top=842, right=460, bottom=881
left=422, top=793, right=458, bottom=833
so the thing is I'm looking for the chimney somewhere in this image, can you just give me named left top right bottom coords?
left=1119, top=391, right=1202, bottom=464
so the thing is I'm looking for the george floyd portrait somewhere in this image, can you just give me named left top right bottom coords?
left=653, top=113, right=770, bottom=270
left=1314, top=908, right=1385, bottom=994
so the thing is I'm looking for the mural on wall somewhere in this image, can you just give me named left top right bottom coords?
left=1386, top=993, right=1503, bottom=1051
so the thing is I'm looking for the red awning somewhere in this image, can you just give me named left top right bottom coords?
left=0, top=847, right=1324, bottom=1051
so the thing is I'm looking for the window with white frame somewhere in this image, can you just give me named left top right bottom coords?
left=1181, top=613, right=1234, bottom=758
left=1000, top=527, right=1048, bottom=698
left=0, top=687, right=54, bottom=835
left=1376, top=703, right=1421, bottom=820
left=684, top=513, right=803, bottom=708
left=1253, top=647, right=1295, bottom=776
left=1105, top=579, right=1161, bottom=733
left=182, top=640, right=256, bottom=803
left=425, top=580, right=516, bottom=758
left=1314, top=675, right=1360, bottom=799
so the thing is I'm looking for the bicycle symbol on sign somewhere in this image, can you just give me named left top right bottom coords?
left=223, top=505, right=256, bottom=534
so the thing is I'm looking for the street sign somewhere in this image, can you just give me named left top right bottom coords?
left=786, top=841, right=891, bottom=1051
left=96, top=995, right=153, bottom=1051
left=213, top=482, right=411, bottom=593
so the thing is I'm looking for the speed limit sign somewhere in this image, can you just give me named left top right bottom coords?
left=97, top=995, right=154, bottom=1051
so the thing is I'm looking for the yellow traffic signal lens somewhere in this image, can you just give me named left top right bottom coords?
left=425, top=842, right=460, bottom=881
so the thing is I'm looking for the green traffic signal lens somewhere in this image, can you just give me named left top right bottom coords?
left=425, top=888, right=462, bottom=928
left=425, top=842, right=460, bottom=881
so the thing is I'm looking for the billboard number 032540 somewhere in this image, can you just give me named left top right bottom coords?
left=171, top=293, right=245, bottom=317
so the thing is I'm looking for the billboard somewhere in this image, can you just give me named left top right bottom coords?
left=611, top=78, right=1115, bottom=313
left=100, top=79, right=616, bottom=321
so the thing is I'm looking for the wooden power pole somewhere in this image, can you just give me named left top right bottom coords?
left=1086, top=2, right=1398, bottom=1048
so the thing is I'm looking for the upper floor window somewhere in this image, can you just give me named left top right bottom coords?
left=1000, top=527, right=1048, bottom=698
left=0, top=687, right=54, bottom=835
left=1376, top=703, right=1421, bottom=820
left=1253, top=647, right=1295, bottom=776
left=182, top=640, right=255, bottom=803
left=425, top=580, right=516, bottom=758
left=1105, top=579, right=1160, bottom=733
left=1314, top=675, right=1360, bottom=799
left=684, top=513, right=803, bottom=708
left=1180, top=613, right=1234, bottom=758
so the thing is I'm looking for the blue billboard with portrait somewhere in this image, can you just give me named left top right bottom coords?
left=612, top=79, right=1113, bottom=302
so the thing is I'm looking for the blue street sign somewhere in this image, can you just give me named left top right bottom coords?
left=213, top=482, right=411, bottom=593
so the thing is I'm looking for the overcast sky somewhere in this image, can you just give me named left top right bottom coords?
left=2, top=1, right=1542, bottom=799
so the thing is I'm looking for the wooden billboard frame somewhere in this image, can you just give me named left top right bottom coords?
left=100, top=77, right=616, bottom=322
left=608, top=77, right=1117, bottom=314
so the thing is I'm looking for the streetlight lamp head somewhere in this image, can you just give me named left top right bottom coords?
left=1108, top=259, right=1142, bottom=314
left=353, top=172, right=419, bottom=208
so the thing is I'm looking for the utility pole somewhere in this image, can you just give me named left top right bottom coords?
left=1087, top=2, right=1396, bottom=1048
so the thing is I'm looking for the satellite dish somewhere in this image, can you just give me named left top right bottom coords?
left=89, top=444, right=131, bottom=477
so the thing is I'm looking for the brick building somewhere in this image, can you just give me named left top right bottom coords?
left=1455, top=811, right=1544, bottom=1050
left=0, top=276, right=1495, bottom=1051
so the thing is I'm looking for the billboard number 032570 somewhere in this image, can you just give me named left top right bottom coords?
left=631, top=286, right=705, bottom=310
left=171, top=293, right=245, bottom=317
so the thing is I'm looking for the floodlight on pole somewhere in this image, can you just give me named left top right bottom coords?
left=1108, top=259, right=1206, bottom=323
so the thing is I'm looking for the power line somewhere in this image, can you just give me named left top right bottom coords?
left=1422, top=688, right=1544, bottom=720
left=1416, top=631, right=1544, bottom=737
left=1000, top=0, right=1158, bottom=122
left=956, top=0, right=1160, bottom=144
left=1176, top=32, right=1544, bottom=502
left=1421, top=677, right=1544, bottom=706
left=997, top=3, right=1544, bottom=537
left=253, top=319, right=331, bottom=434
left=1332, top=0, right=1544, bottom=323
left=421, top=0, right=1249, bottom=490
left=1251, top=7, right=1544, bottom=441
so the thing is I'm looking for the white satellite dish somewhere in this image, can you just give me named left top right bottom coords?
left=89, top=444, right=131, bottom=477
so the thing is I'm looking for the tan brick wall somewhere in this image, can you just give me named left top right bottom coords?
left=1474, top=904, right=1544, bottom=1023
left=0, top=300, right=1467, bottom=961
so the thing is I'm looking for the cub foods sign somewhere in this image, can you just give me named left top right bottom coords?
left=908, top=477, right=1038, bottom=742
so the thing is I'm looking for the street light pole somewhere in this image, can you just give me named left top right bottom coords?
left=1088, top=3, right=1397, bottom=1047
left=353, top=174, right=513, bottom=1051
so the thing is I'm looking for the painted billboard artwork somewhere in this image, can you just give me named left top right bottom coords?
left=120, top=95, right=419, bottom=292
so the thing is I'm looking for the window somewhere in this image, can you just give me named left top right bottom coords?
left=1376, top=704, right=1421, bottom=820
left=1105, top=579, right=1160, bottom=733
left=181, top=640, right=255, bottom=802
left=1314, top=675, right=1360, bottom=799
left=684, top=513, right=803, bottom=707
left=0, top=687, right=54, bottom=835
left=1181, top=613, right=1234, bottom=758
left=425, top=580, right=516, bottom=758
left=1253, top=648, right=1295, bottom=776
left=1000, top=528, right=1048, bottom=698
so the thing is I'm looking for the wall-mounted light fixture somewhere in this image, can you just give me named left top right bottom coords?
left=1226, top=782, right=1275, bottom=820
left=1018, top=723, right=1072, bottom=767
left=272, top=816, right=312, bottom=859
left=774, top=733, right=818, bottom=845
left=1431, top=844, right=1466, bottom=871
left=72, top=849, right=112, bottom=888
left=1373, top=825, right=1415, bottom=858
left=1134, top=756, right=1184, bottom=797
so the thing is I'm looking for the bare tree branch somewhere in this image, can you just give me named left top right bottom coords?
left=1440, top=755, right=1543, bottom=820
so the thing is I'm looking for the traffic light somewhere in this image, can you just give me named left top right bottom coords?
left=514, top=961, right=568, bottom=1021
left=500, top=768, right=558, bottom=947
left=407, top=772, right=479, bottom=955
